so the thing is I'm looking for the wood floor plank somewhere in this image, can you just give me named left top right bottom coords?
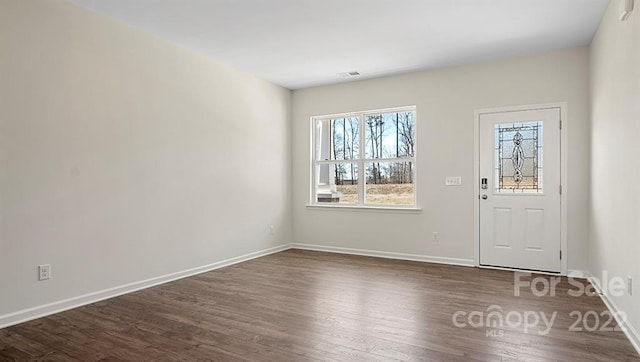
left=0, top=249, right=637, bottom=361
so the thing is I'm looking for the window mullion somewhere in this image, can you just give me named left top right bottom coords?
left=362, top=157, right=415, bottom=163
left=311, top=119, right=316, bottom=204
left=358, top=114, right=365, bottom=205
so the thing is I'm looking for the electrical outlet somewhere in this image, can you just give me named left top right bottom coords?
left=38, top=264, right=51, bottom=281
left=432, top=232, right=439, bottom=242
left=628, top=276, right=633, bottom=296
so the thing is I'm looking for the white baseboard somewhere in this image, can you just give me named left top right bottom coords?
left=589, top=275, right=640, bottom=356
left=290, top=243, right=475, bottom=267
left=0, top=243, right=291, bottom=329
left=0, top=242, right=472, bottom=330
left=6, top=243, right=636, bottom=358
left=567, top=269, right=592, bottom=279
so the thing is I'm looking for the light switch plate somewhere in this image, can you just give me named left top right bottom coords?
left=445, top=176, right=462, bottom=186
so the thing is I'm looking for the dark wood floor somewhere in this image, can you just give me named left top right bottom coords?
left=1, top=249, right=638, bottom=361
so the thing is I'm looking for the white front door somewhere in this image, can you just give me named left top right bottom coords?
left=479, top=108, right=561, bottom=273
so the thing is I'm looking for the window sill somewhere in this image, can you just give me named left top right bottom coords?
left=305, top=204, right=422, bottom=213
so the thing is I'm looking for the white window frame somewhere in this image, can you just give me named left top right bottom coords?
left=309, top=106, right=419, bottom=210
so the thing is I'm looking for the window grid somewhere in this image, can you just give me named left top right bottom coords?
left=311, top=106, right=417, bottom=207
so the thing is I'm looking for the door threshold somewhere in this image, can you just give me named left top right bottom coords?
left=479, top=264, right=561, bottom=275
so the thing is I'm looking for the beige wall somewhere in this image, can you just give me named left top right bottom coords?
left=590, top=0, right=640, bottom=347
left=0, top=0, right=291, bottom=321
left=292, top=47, right=591, bottom=270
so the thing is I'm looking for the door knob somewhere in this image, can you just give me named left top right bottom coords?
left=482, top=195, right=488, bottom=200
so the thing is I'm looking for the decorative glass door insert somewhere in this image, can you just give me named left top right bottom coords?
left=494, top=122, right=543, bottom=193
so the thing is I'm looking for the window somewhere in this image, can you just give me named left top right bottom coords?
left=311, top=107, right=416, bottom=207
left=494, top=121, right=543, bottom=193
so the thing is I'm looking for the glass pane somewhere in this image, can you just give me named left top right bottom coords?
left=494, top=122, right=543, bottom=193
left=365, top=111, right=415, bottom=159
left=316, top=162, right=358, bottom=204
left=315, top=117, right=359, bottom=161
left=333, top=117, right=359, bottom=160
left=365, top=161, right=414, bottom=205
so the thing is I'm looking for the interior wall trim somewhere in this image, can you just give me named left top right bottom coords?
left=0, top=243, right=291, bottom=329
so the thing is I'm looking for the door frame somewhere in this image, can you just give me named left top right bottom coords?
left=473, top=102, right=568, bottom=275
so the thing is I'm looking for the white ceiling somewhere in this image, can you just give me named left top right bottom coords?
left=71, top=0, right=609, bottom=90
